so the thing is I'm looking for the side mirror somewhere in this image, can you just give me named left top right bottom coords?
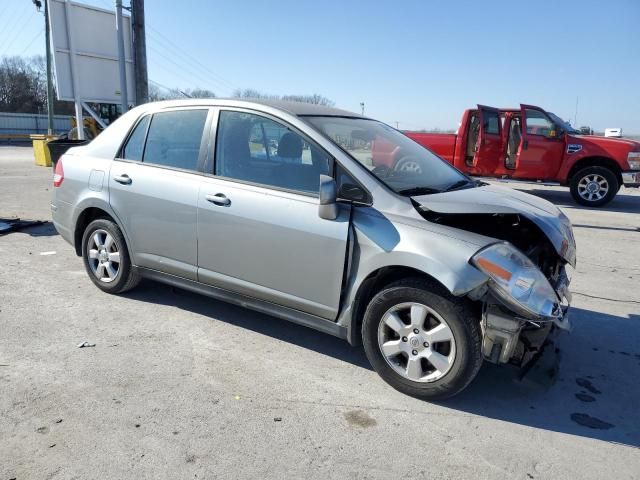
left=546, top=127, right=561, bottom=139
left=318, top=174, right=338, bottom=220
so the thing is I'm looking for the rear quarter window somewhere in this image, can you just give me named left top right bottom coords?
left=121, top=115, right=150, bottom=161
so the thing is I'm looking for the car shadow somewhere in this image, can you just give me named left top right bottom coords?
left=123, top=280, right=373, bottom=370
left=125, top=281, right=640, bottom=448
left=442, top=306, right=640, bottom=448
left=511, top=187, right=640, bottom=214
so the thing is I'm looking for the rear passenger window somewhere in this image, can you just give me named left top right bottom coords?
left=215, top=111, right=332, bottom=194
left=142, top=109, right=208, bottom=171
left=121, top=115, right=150, bottom=161
left=482, top=111, right=500, bottom=135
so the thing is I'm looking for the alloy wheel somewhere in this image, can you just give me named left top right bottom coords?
left=397, top=160, right=422, bottom=174
left=87, top=229, right=121, bottom=283
left=377, top=302, right=456, bottom=382
left=577, top=173, right=609, bottom=202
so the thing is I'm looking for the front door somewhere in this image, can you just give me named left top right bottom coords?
left=109, top=108, right=211, bottom=280
left=512, top=104, right=565, bottom=180
left=197, top=109, right=350, bottom=320
left=467, top=105, right=503, bottom=176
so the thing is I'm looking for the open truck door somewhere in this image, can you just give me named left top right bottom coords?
left=464, top=105, right=503, bottom=175
left=513, top=104, right=565, bottom=179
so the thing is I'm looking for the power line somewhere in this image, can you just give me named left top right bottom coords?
left=0, top=9, right=37, bottom=55
left=18, top=28, right=44, bottom=57
left=149, top=79, right=190, bottom=98
left=95, top=0, right=236, bottom=94
left=147, top=43, right=224, bottom=93
left=146, top=27, right=236, bottom=92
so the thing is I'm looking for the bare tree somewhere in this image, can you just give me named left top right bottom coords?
left=232, top=89, right=334, bottom=106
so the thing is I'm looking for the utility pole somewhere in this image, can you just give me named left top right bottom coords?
left=574, top=96, right=579, bottom=127
left=131, top=0, right=148, bottom=104
left=360, top=102, right=365, bottom=115
left=33, top=0, right=55, bottom=135
left=115, top=0, right=128, bottom=113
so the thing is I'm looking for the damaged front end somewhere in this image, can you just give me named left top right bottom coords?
left=419, top=209, right=574, bottom=369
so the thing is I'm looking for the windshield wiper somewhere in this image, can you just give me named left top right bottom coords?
left=397, top=186, right=442, bottom=196
left=444, top=179, right=475, bottom=192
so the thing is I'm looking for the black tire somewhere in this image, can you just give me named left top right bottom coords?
left=362, top=278, right=482, bottom=400
left=81, top=218, right=140, bottom=294
left=569, top=166, right=618, bottom=207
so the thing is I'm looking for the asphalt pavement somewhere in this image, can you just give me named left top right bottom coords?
left=1, top=146, right=639, bottom=479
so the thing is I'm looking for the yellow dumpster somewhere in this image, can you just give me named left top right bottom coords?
left=31, top=134, right=57, bottom=167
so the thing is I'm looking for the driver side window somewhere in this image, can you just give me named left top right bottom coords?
left=215, top=111, right=332, bottom=194
left=525, top=109, right=554, bottom=136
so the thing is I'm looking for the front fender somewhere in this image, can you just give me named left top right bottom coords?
left=336, top=207, right=490, bottom=340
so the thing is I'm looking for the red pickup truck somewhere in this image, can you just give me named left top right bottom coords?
left=392, top=105, right=640, bottom=206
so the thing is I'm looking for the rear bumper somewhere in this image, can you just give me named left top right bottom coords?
left=51, top=202, right=74, bottom=246
left=622, top=171, right=640, bottom=187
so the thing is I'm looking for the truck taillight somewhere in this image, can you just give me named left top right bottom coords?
left=53, top=159, right=64, bottom=187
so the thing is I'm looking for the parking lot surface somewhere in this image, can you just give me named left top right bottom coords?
left=1, top=145, right=639, bottom=479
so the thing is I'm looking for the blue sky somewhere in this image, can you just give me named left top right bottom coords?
left=1, top=0, right=639, bottom=132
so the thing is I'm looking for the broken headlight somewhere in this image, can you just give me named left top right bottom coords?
left=471, top=243, right=559, bottom=319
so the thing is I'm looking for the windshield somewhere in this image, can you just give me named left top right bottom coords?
left=547, top=112, right=579, bottom=134
left=304, top=116, right=472, bottom=195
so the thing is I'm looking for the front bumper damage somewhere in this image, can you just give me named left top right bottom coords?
left=481, top=267, right=571, bottom=368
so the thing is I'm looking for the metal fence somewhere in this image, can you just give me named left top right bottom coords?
left=0, top=112, right=72, bottom=142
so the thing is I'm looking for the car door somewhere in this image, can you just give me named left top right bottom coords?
left=197, top=109, right=350, bottom=320
left=109, top=107, right=212, bottom=280
left=467, top=105, right=503, bottom=175
left=512, top=104, right=565, bottom=179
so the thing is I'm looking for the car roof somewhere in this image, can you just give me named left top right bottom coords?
left=148, top=98, right=365, bottom=118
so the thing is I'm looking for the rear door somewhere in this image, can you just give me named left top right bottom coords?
left=109, top=108, right=212, bottom=280
left=197, top=109, right=350, bottom=320
left=512, top=104, right=565, bottom=179
left=467, top=105, right=503, bottom=175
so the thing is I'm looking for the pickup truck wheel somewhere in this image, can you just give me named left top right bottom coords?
left=570, top=166, right=618, bottom=207
left=362, top=278, right=482, bottom=400
left=81, top=218, right=140, bottom=294
left=394, top=156, right=424, bottom=174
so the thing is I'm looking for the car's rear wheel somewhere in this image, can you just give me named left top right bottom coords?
left=362, top=278, right=482, bottom=400
left=569, top=166, right=618, bottom=207
left=81, top=218, right=140, bottom=293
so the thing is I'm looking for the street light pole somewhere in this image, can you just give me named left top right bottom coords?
left=44, top=0, right=55, bottom=135
left=33, top=0, right=55, bottom=135
left=131, top=0, right=148, bottom=105
left=115, top=0, right=129, bottom=113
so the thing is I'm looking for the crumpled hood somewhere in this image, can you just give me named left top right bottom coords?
left=413, top=184, right=577, bottom=266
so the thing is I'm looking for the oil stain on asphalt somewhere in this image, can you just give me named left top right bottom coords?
left=570, top=413, right=614, bottom=430
left=344, top=410, right=377, bottom=428
left=575, top=377, right=602, bottom=394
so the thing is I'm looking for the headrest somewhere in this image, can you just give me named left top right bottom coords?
left=277, top=132, right=303, bottom=158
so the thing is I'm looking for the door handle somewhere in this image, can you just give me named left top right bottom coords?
left=113, top=174, right=132, bottom=185
left=205, top=193, right=231, bottom=206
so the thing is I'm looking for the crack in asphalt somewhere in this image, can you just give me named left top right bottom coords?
left=572, top=291, right=640, bottom=305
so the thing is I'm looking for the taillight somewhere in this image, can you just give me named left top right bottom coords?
left=53, top=158, right=64, bottom=187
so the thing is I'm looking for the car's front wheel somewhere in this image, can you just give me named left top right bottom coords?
left=81, top=218, right=140, bottom=293
left=362, top=278, right=482, bottom=400
left=569, top=166, right=618, bottom=207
